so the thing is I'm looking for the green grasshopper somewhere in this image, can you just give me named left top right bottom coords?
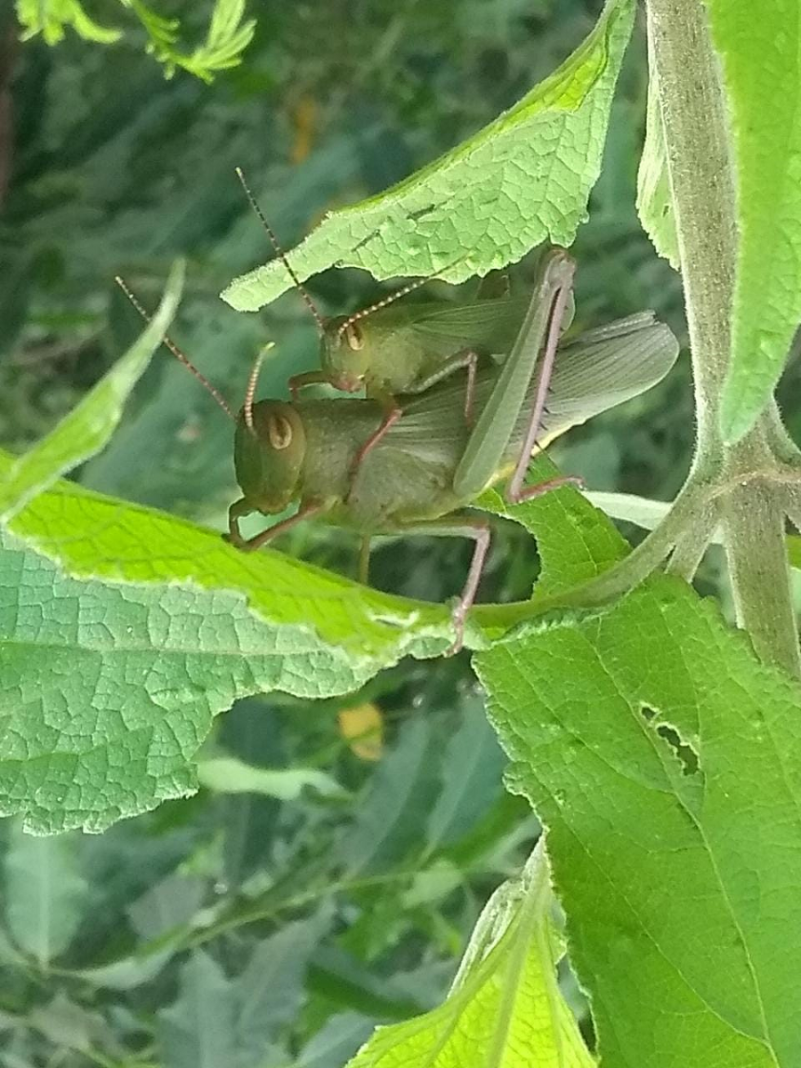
left=117, top=251, right=678, bottom=652
left=227, top=250, right=678, bottom=651
left=235, top=169, right=574, bottom=472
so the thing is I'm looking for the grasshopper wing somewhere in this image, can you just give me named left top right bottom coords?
left=384, top=313, right=679, bottom=496
left=540, top=313, right=680, bottom=446
left=364, top=296, right=532, bottom=359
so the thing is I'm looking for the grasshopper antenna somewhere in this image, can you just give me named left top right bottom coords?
left=114, top=276, right=235, bottom=421
left=243, top=343, right=274, bottom=434
left=337, top=277, right=430, bottom=337
left=234, top=166, right=326, bottom=334
left=337, top=253, right=467, bottom=337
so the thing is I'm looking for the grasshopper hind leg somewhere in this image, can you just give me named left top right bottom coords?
left=449, top=517, right=491, bottom=655
left=393, top=515, right=491, bottom=656
left=505, top=267, right=584, bottom=502
left=349, top=351, right=480, bottom=494
left=408, top=349, right=480, bottom=426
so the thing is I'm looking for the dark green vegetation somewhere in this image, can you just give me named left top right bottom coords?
left=3, top=1, right=801, bottom=1066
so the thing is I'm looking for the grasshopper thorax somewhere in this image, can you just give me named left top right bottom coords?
left=320, top=316, right=370, bottom=393
left=234, top=400, right=307, bottom=514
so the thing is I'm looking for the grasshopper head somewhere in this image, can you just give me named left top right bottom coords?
left=321, top=316, right=370, bottom=393
left=234, top=401, right=306, bottom=514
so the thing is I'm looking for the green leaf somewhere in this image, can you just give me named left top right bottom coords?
left=338, top=717, right=444, bottom=877
left=4, top=823, right=88, bottom=966
left=636, top=29, right=680, bottom=270
left=0, top=511, right=443, bottom=833
left=128, top=871, right=206, bottom=940
left=478, top=452, right=630, bottom=601
left=344, top=841, right=593, bottom=1068
left=20, top=0, right=255, bottom=84
left=77, top=949, right=173, bottom=991
left=710, top=0, right=801, bottom=442
left=476, top=577, right=801, bottom=1066
left=234, top=909, right=333, bottom=1063
left=222, top=0, right=637, bottom=311
left=584, top=489, right=672, bottom=531
left=587, top=493, right=801, bottom=569
left=158, top=951, right=237, bottom=1068
left=424, top=697, right=506, bottom=854
left=125, top=0, right=256, bottom=84
left=197, top=756, right=346, bottom=800
left=2, top=450, right=448, bottom=654
left=786, top=535, right=801, bottom=571
left=16, top=0, right=122, bottom=44
left=297, top=1014, right=374, bottom=1068
left=122, top=0, right=179, bottom=50
left=401, top=859, right=463, bottom=908
left=28, top=992, right=109, bottom=1054
left=0, top=261, right=184, bottom=522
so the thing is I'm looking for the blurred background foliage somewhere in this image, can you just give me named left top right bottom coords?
left=0, top=1, right=700, bottom=1065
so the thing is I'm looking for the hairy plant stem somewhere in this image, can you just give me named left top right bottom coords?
left=475, top=478, right=710, bottom=630
left=667, top=503, right=719, bottom=580
left=782, top=489, right=801, bottom=539
left=646, top=0, right=734, bottom=456
left=723, top=481, right=801, bottom=674
left=646, top=0, right=800, bottom=676
left=554, top=478, right=708, bottom=607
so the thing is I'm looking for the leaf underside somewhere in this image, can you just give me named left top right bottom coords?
left=222, top=0, right=637, bottom=311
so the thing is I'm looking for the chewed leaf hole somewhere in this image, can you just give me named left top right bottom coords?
left=640, top=705, right=700, bottom=776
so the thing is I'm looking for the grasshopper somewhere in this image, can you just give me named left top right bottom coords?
left=117, top=251, right=678, bottom=653
left=235, top=169, right=574, bottom=473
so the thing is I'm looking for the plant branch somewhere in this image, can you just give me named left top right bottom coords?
left=766, top=401, right=801, bottom=469
left=646, top=0, right=735, bottom=463
left=782, top=487, right=801, bottom=537
left=722, top=480, right=801, bottom=675
left=474, top=477, right=709, bottom=631
left=666, top=503, right=718, bottom=580
left=553, top=479, right=707, bottom=607
left=646, top=0, right=800, bottom=676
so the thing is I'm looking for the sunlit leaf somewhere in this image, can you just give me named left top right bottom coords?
left=222, top=0, right=637, bottom=310
left=345, top=842, right=593, bottom=1068
left=636, top=25, right=680, bottom=270
left=0, top=261, right=184, bottom=522
left=477, top=578, right=801, bottom=1066
left=708, top=0, right=801, bottom=442
left=16, top=0, right=121, bottom=45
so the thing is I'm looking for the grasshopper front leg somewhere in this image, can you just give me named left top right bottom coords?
left=226, top=497, right=325, bottom=552
left=287, top=370, right=331, bottom=399
left=349, top=351, right=481, bottom=486
left=348, top=385, right=402, bottom=481
left=288, top=371, right=403, bottom=484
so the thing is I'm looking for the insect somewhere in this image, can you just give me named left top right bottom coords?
left=225, top=250, right=678, bottom=652
left=117, top=251, right=679, bottom=653
left=234, top=169, right=574, bottom=473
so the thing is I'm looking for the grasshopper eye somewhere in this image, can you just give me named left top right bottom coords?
left=268, top=414, right=293, bottom=449
left=344, top=322, right=364, bottom=351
